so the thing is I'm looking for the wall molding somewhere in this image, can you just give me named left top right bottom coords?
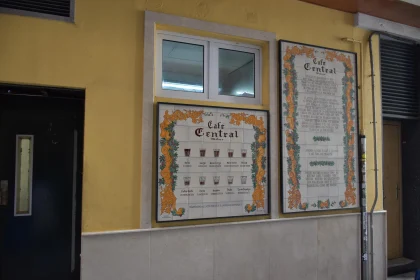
left=87, top=210, right=386, bottom=236
left=355, top=13, right=420, bottom=42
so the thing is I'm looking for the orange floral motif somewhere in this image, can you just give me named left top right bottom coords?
left=298, top=202, right=308, bottom=210
left=319, top=199, right=330, bottom=209
left=283, top=45, right=315, bottom=210
left=230, top=113, right=267, bottom=210
left=176, top=208, right=185, bottom=217
left=160, top=109, right=204, bottom=215
left=339, top=200, right=348, bottom=208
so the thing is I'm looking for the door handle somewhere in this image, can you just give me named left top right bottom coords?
left=396, top=184, right=400, bottom=200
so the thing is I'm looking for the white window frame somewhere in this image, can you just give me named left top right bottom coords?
left=156, top=30, right=262, bottom=105
left=156, top=32, right=209, bottom=101
left=209, top=41, right=261, bottom=104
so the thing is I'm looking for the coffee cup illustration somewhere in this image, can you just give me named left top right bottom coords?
left=213, top=176, right=220, bottom=185
left=184, top=149, right=191, bottom=157
left=228, top=149, right=234, bottom=158
left=241, top=176, right=247, bottom=184
left=200, top=148, right=206, bottom=157
left=199, top=176, right=206, bottom=185
left=241, top=149, right=247, bottom=158
left=213, top=149, right=220, bottom=157
left=227, top=176, right=234, bottom=185
left=183, top=176, right=191, bottom=186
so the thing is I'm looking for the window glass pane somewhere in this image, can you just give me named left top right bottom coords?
left=219, top=48, right=255, bottom=98
left=15, top=136, right=33, bottom=215
left=162, top=40, right=204, bottom=93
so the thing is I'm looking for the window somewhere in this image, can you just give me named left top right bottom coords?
left=0, top=0, right=74, bottom=22
left=156, top=31, right=261, bottom=105
left=15, top=135, right=34, bottom=216
left=157, top=33, right=208, bottom=100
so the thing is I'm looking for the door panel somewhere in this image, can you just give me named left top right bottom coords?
left=0, top=94, right=84, bottom=280
left=383, top=121, right=403, bottom=260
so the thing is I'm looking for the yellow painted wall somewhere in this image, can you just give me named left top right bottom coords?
left=0, top=0, right=383, bottom=232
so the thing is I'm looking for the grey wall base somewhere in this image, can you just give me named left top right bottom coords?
left=81, top=212, right=386, bottom=280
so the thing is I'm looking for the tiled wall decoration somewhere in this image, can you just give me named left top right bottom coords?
left=280, top=41, right=359, bottom=213
left=157, top=103, right=269, bottom=222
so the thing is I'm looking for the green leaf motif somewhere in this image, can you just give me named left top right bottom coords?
left=313, top=136, right=330, bottom=142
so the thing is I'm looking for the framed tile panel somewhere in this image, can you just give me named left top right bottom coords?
left=157, top=102, right=270, bottom=222
left=279, top=40, right=359, bottom=213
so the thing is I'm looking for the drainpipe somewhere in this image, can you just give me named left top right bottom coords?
left=343, top=34, right=380, bottom=280
left=368, top=31, right=380, bottom=280
left=342, top=38, right=369, bottom=280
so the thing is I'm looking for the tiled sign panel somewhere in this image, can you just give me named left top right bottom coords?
left=157, top=103, right=269, bottom=222
left=280, top=41, right=359, bottom=213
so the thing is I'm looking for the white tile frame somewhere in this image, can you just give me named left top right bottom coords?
left=141, top=11, right=278, bottom=228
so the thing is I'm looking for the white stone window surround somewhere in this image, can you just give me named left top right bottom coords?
left=141, top=11, right=278, bottom=228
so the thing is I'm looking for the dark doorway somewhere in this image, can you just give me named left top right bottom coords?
left=402, top=120, right=420, bottom=267
left=0, top=84, right=84, bottom=280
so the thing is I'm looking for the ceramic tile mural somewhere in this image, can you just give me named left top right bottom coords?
left=280, top=41, right=359, bottom=213
left=157, top=103, right=269, bottom=221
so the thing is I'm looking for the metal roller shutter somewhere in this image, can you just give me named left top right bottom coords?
left=381, top=37, right=419, bottom=119
left=0, top=0, right=73, bottom=19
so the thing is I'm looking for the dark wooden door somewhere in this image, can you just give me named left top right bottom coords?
left=0, top=93, right=83, bottom=280
left=383, top=121, right=403, bottom=260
